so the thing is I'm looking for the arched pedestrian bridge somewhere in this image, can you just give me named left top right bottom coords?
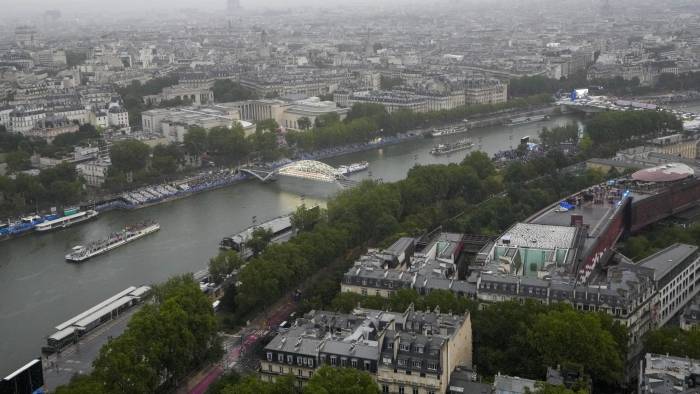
left=240, top=160, right=358, bottom=187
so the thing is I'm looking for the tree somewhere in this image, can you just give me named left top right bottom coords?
left=212, top=79, right=257, bottom=102
left=220, top=374, right=297, bottom=394
left=110, top=140, right=151, bottom=173
left=527, top=309, right=624, bottom=386
left=643, top=327, right=700, bottom=359
left=183, top=127, right=209, bottom=157
left=247, top=227, right=274, bottom=256
left=304, top=366, right=380, bottom=394
left=297, top=116, right=312, bottom=130
left=220, top=282, right=238, bottom=314
left=54, top=374, right=106, bottom=394
left=207, top=125, right=249, bottom=165
left=380, top=75, right=404, bottom=90
left=256, top=119, right=279, bottom=133
left=152, top=143, right=183, bottom=176
left=5, top=150, right=31, bottom=171
left=209, top=250, right=244, bottom=284
left=290, top=204, right=322, bottom=232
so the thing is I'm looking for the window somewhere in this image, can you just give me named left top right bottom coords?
left=413, top=388, right=419, bottom=394
left=279, top=365, right=284, bottom=373
left=268, top=364, right=272, bottom=372
left=298, top=369, right=302, bottom=377
left=361, top=288, right=368, bottom=296
left=308, top=358, right=314, bottom=368
left=399, top=386, right=405, bottom=394
left=267, top=352, right=273, bottom=361
left=387, top=343, right=393, bottom=349
left=278, top=354, right=284, bottom=363
left=331, top=356, right=337, bottom=366
left=412, top=360, right=421, bottom=368
left=341, top=357, right=348, bottom=367
left=320, top=355, right=326, bottom=364
left=297, top=356, right=302, bottom=365
left=427, top=362, right=437, bottom=370
left=351, top=359, right=358, bottom=368
left=382, top=385, right=389, bottom=393
left=400, top=343, right=410, bottom=351
left=364, top=361, right=371, bottom=371
left=398, top=359, right=407, bottom=367
left=287, top=355, right=293, bottom=364
left=417, top=345, right=424, bottom=354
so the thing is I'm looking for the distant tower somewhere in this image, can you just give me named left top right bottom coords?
left=227, top=0, right=240, bottom=14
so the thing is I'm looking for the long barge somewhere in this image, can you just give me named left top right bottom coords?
left=65, top=221, right=160, bottom=262
left=430, top=138, right=474, bottom=155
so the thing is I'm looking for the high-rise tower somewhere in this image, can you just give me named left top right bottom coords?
left=227, top=0, right=241, bottom=14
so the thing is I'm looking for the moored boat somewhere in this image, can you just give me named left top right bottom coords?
left=35, top=208, right=99, bottom=233
left=336, top=161, right=369, bottom=176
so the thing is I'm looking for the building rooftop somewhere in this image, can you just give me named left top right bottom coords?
left=497, top=223, right=577, bottom=250
left=493, top=374, right=537, bottom=394
left=639, top=243, right=698, bottom=283
left=632, top=163, right=695, bottom=183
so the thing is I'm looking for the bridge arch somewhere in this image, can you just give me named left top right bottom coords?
left=277, top=160, right=340, bottom=183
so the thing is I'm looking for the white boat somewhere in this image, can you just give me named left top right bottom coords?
left=506, top=115, right=550, bottom=127
left=35, top=209, right=99, bottom=232
left=336, top=161, right=369, bottom=176
left=430, top=138, right=474, bottom=155
left=431, top=126, right=466, bottom=137
left=65, top=222, right=160, bottom=262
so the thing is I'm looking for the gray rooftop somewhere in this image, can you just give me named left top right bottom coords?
left=639, top=244, right=698, bottom=282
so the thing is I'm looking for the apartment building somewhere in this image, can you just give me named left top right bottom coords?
left=261, top=306, right=472, bottom=394
left=464, top=79, right=508, bottom=105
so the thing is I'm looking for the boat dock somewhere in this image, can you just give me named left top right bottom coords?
left=44, top=286, right=151, bottom=354
left=220, top=215, right=294, bottom=258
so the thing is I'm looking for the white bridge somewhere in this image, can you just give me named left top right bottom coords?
left=240, top=160, right=358, bottom=187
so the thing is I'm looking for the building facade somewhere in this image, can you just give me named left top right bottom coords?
left=260, top=306, right=472, bottom=394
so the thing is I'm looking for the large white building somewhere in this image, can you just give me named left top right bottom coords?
left=141, top=105, right=254, bottom=143
left=230, top=97, right=348, bottom=130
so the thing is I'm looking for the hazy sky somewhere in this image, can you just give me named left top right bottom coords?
left=4, top=0, right=386, bottom=13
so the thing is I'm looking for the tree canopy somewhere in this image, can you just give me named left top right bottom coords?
left=304, top=366, right=380, bottom=394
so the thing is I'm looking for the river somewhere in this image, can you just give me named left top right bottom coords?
left=0, top=114, right=580, bottom=373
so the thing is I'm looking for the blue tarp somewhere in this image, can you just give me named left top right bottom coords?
left=559, top=201, right=575, bottom=210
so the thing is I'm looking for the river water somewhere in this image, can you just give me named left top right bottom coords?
left=0, top=114, right=580, bottom=373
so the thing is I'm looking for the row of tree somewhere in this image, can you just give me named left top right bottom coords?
left=0, top=162, right=84, bottom=217
left=55, top=275, right=221, bottom=394
left=508, top=72, right=700, bottom=98
left=183, top=121, right=283, bottom=165
left=585, top=110, right=682, bottom=145
left=214, top=366, right=381, bottom=394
